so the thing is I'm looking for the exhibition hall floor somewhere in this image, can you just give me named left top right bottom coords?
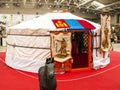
left=0, top=43, right=120, bottom=90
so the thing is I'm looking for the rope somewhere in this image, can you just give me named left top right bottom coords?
left=7, top=43, right=50, bottom=49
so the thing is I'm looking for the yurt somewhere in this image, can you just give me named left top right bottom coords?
left=5, top=11, right=111, bottom=73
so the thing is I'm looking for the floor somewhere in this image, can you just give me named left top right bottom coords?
left=0, top=51, right=120, bottom=90
left=0, top=43, right=120, bottom=52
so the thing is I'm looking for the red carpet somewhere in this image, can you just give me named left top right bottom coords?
left=0, top=51, right=120, bottom=90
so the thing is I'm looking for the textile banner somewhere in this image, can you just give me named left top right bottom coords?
left=52, top=19, right=96, bottom=30
left=50, top=32, right=72, bottom=62
left=100, top=14, right=112, bottom=52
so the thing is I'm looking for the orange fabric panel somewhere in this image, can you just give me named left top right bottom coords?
left=54, top=58, right=72, bottom=73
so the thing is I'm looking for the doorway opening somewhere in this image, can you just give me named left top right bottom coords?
left=72, top=31, right=92, bottom=70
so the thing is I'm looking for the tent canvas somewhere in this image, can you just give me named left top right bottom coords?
left=5, top=12, right=110, bottom=73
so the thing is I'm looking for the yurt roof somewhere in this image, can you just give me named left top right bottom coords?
left=9, top=12, right=100, bottom=31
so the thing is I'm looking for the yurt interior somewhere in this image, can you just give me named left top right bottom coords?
left=72, top=31, right=91, bottom=70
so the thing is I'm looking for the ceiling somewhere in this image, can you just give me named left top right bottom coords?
left=0, top=0, right=120, bottom=15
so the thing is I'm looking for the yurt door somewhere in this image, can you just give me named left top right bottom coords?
left=72, top=31, right=92, bottom=71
